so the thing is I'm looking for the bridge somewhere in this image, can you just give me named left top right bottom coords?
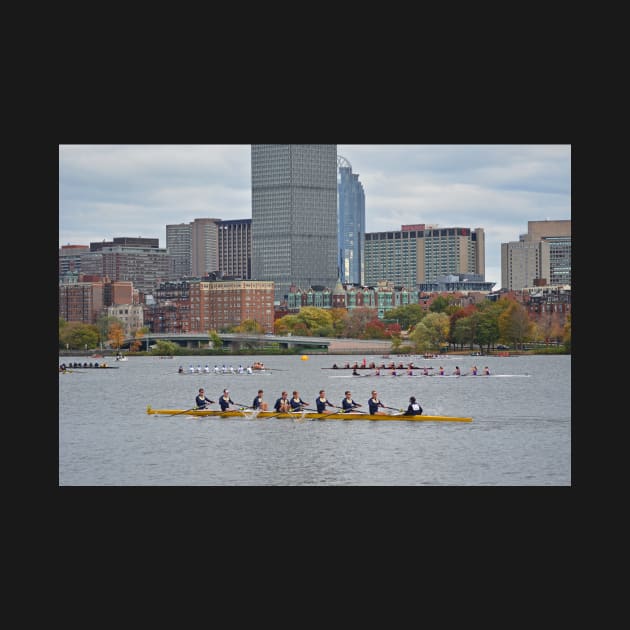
left=121, top=332, right=392, bottom=354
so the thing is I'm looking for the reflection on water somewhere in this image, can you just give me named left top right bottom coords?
left=59, top=353, right=571, bottom=486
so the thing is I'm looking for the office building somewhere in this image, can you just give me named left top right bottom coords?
left=218, top=219, right=252, bottom=279
left=251, top=144, right=338, bottom=303
left=501, top=219, right=571, bottom=290
left=191, top=218, right=221, bottom=277
left=166, top=223, right=193, bottom=279
left=338, top=155, right=365, bottom=286
left=364, top=224, right=485, bottom=287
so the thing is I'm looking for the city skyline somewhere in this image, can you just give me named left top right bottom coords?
left=59, top=144, right=571, bottom=288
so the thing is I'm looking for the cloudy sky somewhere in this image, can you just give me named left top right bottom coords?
left=59, top=144, right=571, bottom=288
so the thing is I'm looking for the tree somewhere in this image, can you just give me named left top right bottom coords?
left=130, top=328, right=146, bottom=352
left=342, top=308, right=374, bottom=338
left=108, top=322, right=125, bottom=350
left=208, top=330, right=223, bottom=350
left=429, top=295, right=453, bottom=313
left=384, top=304, right=425, bottom=330
left=330, top=308, right=348, bottom=337
left=59, top=321, right=100, bottom=350
left=498, top=301, right=534, bottom=349
left=96, top=314, right=123, bottom=348
left=236, top=319, right=265, bottom=334
left=409, top=312, right=450, bottom=353
left=295, top=307, right=333, bottom=335
left=152, top=340, right=178, bottom=356
left=562, top=313, right=571, bottom=352
left=452, top=316, right=474, bottom=349
left=363, top=318, right=389, bottom=340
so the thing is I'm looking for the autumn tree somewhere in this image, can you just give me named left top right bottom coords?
left=329, top=308, right=348, bottom=337
left=562, top=313, right=571, bottom=352
left=108, top=321, right=125, bottom=350
left=96, top=315, right=123, bottom=349
left=363, top=318, right=389, bottom=340
left=130, top=327, right=147, bottom=352
left=498, top=301, right=534, bottom=349
left=295, top=307, right=333, bottom=336
left=342, top=308, right=375, bottom=338
left=236, top=319, right=265, bottom=334
left=448, top=305, right=475, bottom=350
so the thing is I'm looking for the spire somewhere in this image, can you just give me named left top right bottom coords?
left=332, top=278, right=346, bottom=296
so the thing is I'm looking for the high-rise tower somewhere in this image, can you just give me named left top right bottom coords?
left=337, top=155, right=365, bottom=286
left=251, top=145, right=338, bottom=302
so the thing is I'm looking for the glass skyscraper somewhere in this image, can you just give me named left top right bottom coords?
left=251, top=145, right=338, bottom=303
left=337, top=155, right=365, bottom=286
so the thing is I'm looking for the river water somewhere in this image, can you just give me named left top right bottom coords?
left=58, top=353, right=571, bottom=485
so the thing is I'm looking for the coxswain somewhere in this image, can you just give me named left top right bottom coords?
left=483, top=366, right=490, bottom=375
left=403, top=396, right=423, bottom=416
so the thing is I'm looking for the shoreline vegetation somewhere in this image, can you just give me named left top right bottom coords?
left=59, top=346, right=569, bottom=358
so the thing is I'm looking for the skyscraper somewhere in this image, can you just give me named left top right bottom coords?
left=338, top=155, right=365, bottom=286
left=251, top=145, right=338, bottom=303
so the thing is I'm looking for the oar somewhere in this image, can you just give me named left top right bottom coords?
left=332, top=404, right=369, bottom=415
left=232, top=401, right=255, bottom=411
left=169, top=406, right=204, bottom=417
left=382, top=405, right=405, bottom=413
left=231, top=402, right=263, bottom=418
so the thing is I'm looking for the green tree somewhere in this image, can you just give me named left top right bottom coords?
left=448, top=305, right=474, bottom=349
left=429, top=295, right=453, bottom=313
left=476, top=309, right=500, bottom=352
left=295, top=307, right=333, bottom=335
left=384, top=304, right=425, bottom=330
left=208, top=330, right=223, bottom=350
left=409, top=312, right=450, bottom=353
left=152, top=340, right=179, bottom=356
left=452, top=316, right=474, bottom=349
left=59, top=321, right=100, bottom=350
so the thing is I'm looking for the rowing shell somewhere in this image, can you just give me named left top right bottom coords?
left=146, top=406, right=472, bottom=422
left=328, top=373, right=530, bottom=378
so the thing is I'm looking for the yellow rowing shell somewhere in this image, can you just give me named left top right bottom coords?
left=146, top=406, right=472, bottom=422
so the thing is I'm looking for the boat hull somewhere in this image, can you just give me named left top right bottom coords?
left=146, top=407, right=472, bottom=422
